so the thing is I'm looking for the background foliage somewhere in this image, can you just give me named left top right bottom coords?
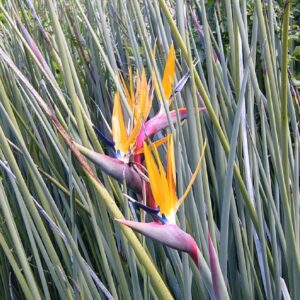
left=0, top=0, right=299, bottom=299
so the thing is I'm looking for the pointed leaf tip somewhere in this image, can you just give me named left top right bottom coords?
left=208, top=231, right=229, bottom=300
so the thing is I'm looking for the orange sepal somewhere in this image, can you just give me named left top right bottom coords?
left=162, top=43, right=175, bottom=101
left=112, top=92, right=128, bottom=153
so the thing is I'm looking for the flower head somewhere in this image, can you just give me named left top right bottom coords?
left=143, top=134, right=206, bottom=223
left=112, top=69, right=152, bottom=162
left=112, top=44, right=187, bottom=163
left=117, top=134, right=206, bottom=266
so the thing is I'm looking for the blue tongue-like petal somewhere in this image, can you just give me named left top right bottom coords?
left=93, top=125, right=115, bottom=148
left=126, top=196, right=168, bottom=224
left=173, top=71, right=190, bottom=94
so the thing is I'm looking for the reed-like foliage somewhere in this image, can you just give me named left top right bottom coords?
left=0, top=0, right=299, bottom=299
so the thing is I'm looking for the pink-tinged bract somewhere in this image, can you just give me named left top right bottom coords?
left=75, top=143, right=143, bottom=194
left=117, top=220, right=200, bottom=267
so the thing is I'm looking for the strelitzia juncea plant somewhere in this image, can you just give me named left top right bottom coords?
left=1, top=0, right=297, bottom=299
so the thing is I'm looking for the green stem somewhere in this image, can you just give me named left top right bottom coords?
left=280, top=0, right=290, bottom=199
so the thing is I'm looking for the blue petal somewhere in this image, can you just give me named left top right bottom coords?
left=173, top=71, right=190, bottom=94
left=93, top=125, right=115, bottom=148
left=129, top=199, right=168, bottom=224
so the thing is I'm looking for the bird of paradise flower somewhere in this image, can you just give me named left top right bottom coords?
left=76, top=44, right=203, bottom=194
left=111, top=68, right=153, bottom=163
left=117, top=134, right=207, bottom=266
left=111, top=44, right=178, bottom=162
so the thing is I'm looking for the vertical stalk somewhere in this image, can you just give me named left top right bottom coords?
left=280, top=0, right=291, bottom=196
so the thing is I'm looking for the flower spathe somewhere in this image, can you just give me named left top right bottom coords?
left=74, top=142, right=143, bottom=194
left=117, top=220, right=200, bottom=266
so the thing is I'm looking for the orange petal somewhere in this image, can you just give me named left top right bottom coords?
left=134, top=72, right=142, bottom=119
left=120, top=74, right=134, bottom=109
left=123, top=113, right=142, bottom=151
left=134, top=136, right=168, bottom=155
left=137, top=69, right=152, bottom=120
left=153, top=143, right=170, bottom=214
left=162, top=44, right=175, bottom=101
left=144, top=142, right=165, bottom=211
left=138, top=69, right=148, bottom=117
left=112, top=92, right=128, bottom=153
left=143, top=72, right=153, bottom=120
left=129, top=67, right=135, bottom=105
